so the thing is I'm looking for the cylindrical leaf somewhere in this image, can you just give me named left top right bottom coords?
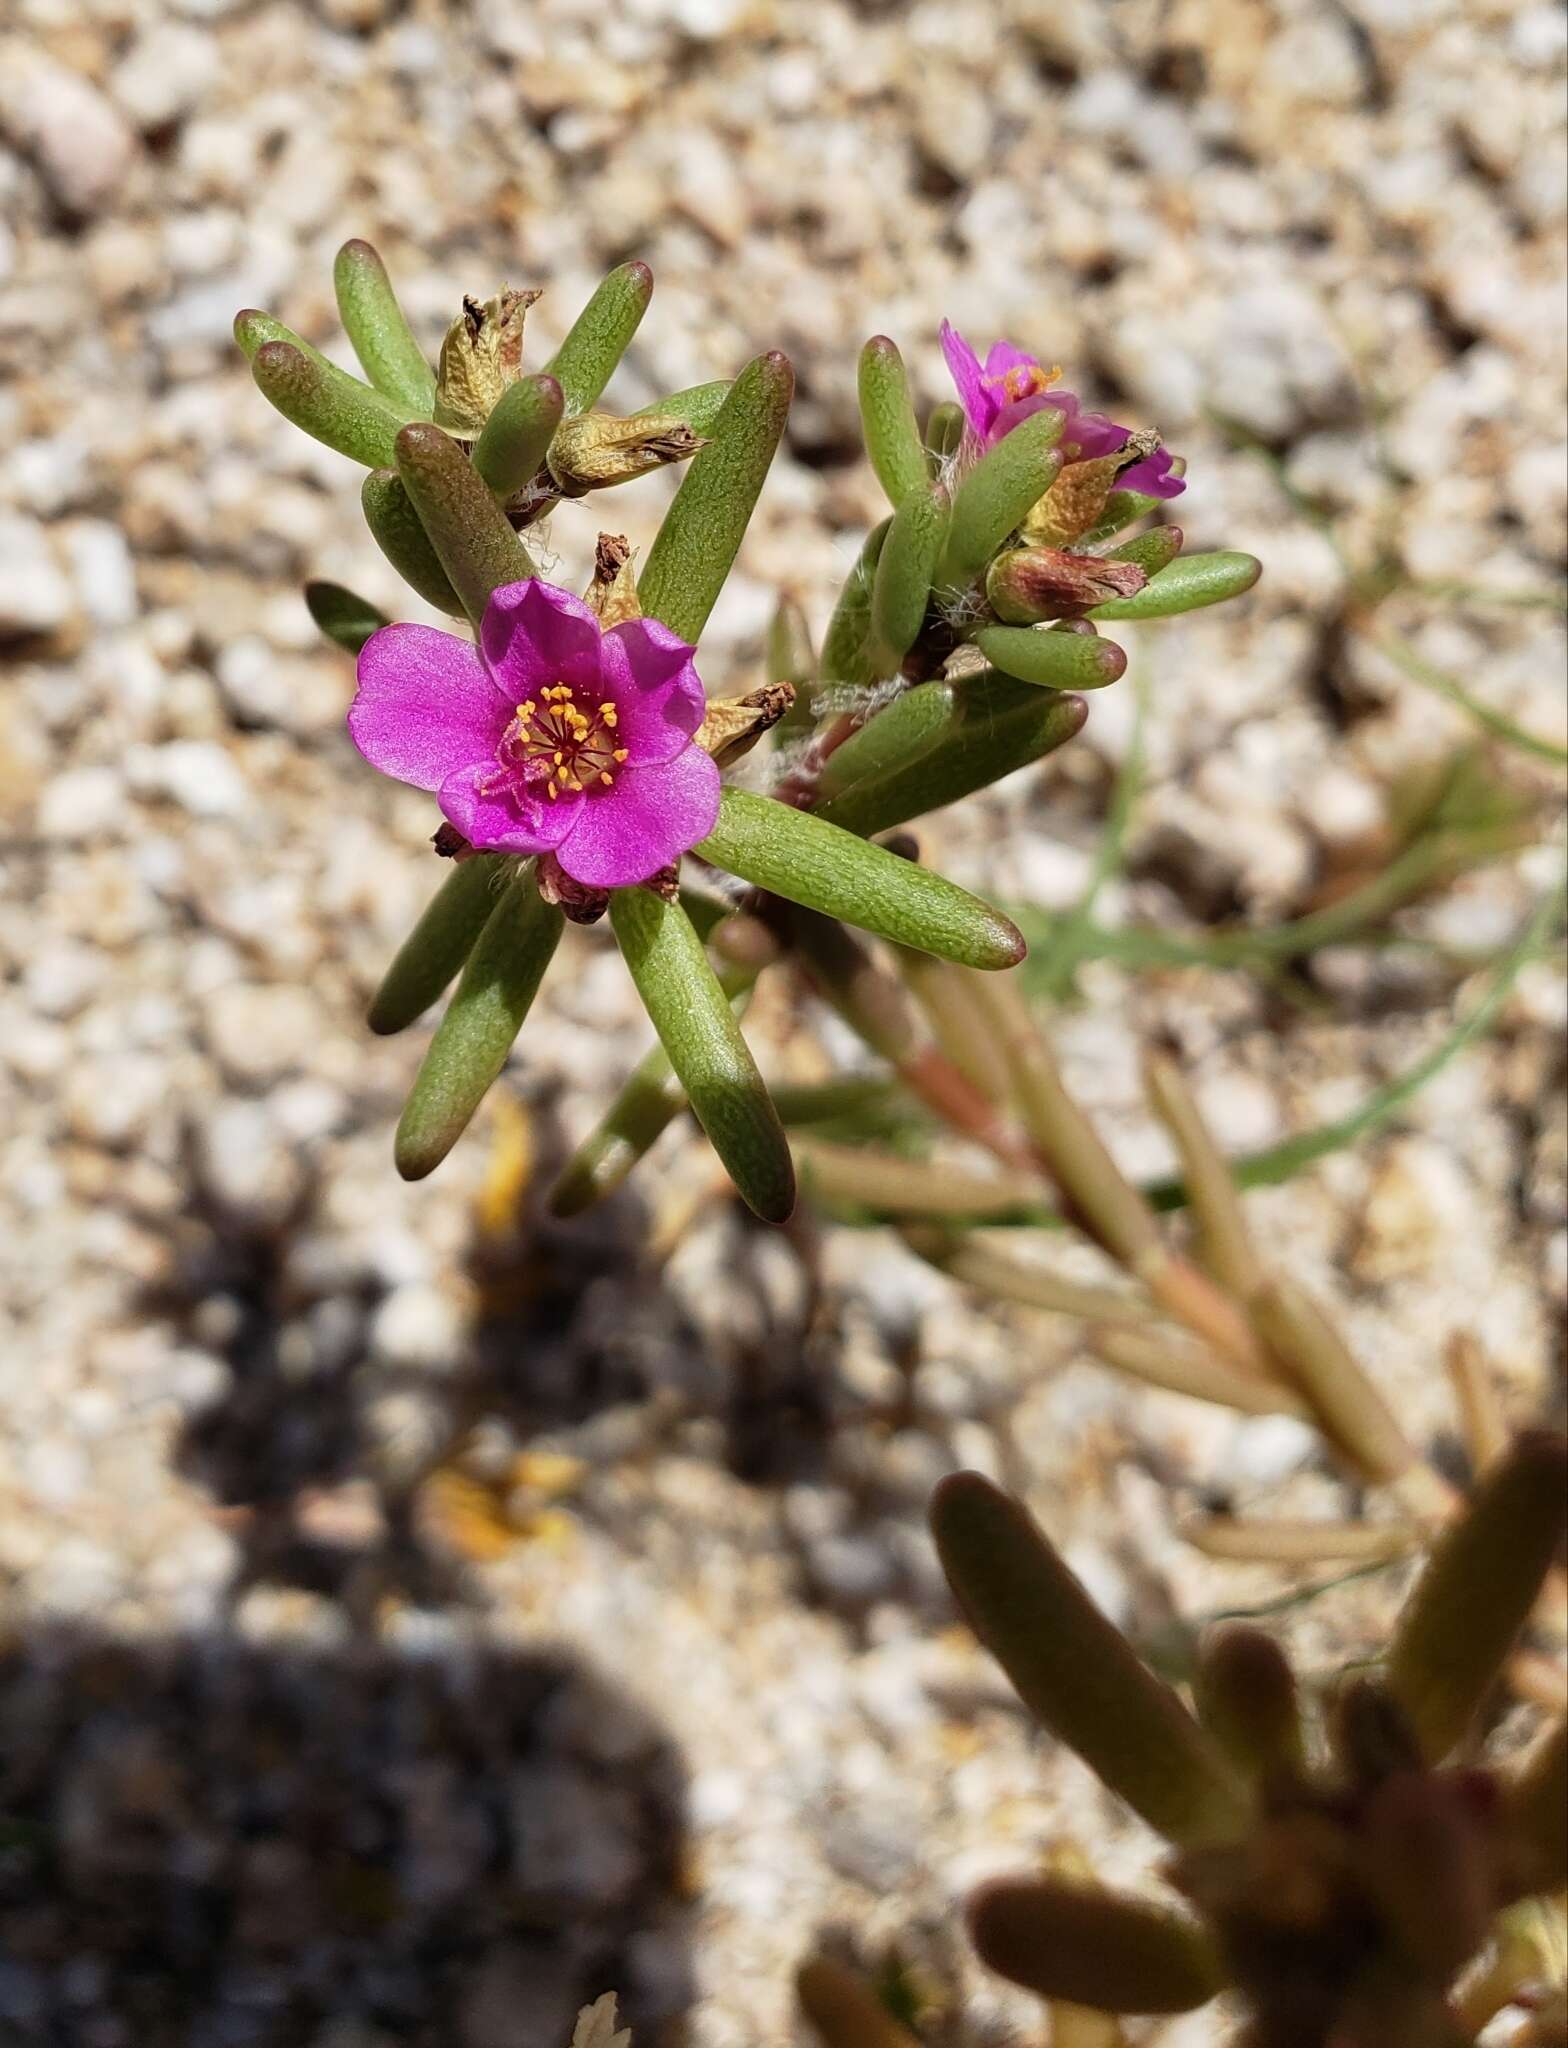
left=548, top=961, right=755, bottom=1216
left=1089, top=550, right=1262, bottom=621
left=815, top=673, right=1087, bottom=837
left=305, top=579, right=387, bottom=655
left=394, top=421, right=539, bottom=626
left=1142, top=1046, right=1264, bottom=1302
left=974, top=624, right=1127, bottom=691
left=1250, top=1277, right=1413, bottom=1486
left=610, top=888, right=795, bottom=1223
left=368, top=854, right=505, bottom=1035
left=797, top=1958, right=921, bottom=2048
left=938, top=405, right=1065, bottom=590
left=819, top=518, right=891, bottom=686
left=471, top=372, right=564, bottom=497
left=816, top=681, right=958, bottom=799
left=967, top=1876, right=1226, bottom=2013
left=766, top=595, right=816, bottom=688
left=925, top=400, right=965, bottom=462
left=931, top=1471, right=1248, bottom=1845
left=870, top=482, right=948, bottom=669
left=249, top=339, right=418, bottom=469
left=1386, top=1431, right=1568, bottom=1760
left=545, top=260, right=653, bottom=414
left=858, top=335, right=929, bottom=508
left=796, top=1139, right=1042, bottom=1219
left=1105, top=525, right=1184, bottom=577
left=332, top=239, right=437, bottom=414
left=698, top=787, right=1025, bottom=970
left=636, top=350, right=794, bottom=644
left=1193, top=1624, right=1306, bottom=1783
left=394, top=867, right=563, bottom=1180
left=361, top=468, right=465, bottom=615
left=646, top=379, right=733, bottom=434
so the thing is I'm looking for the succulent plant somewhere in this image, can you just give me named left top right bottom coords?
left=239, top=244, right=1260, bottom=1222
left=928, top=1434, right=1568, bottom=2046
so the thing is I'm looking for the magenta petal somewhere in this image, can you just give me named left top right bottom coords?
left=349, top=625, right=508, bottom=792
left=1058, top=407, right=1131, bottom=463
left=1120, top=450, right=1186, bottom=499
left=598, top=617, right=707, bottom=766
left=983, top=339, right=1040, bottom=379
left=480, top=579, right=605, bottom=698
left=438, top=761, right=583, bottom=855
left=940, top=320, right=995, bottom=440
left=554, top=746, right=721, bottom=889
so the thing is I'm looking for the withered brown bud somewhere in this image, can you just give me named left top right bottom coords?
left=434, top=287, right=542, bottom=437
left=547, top=412, right=705, bottom=496
left=536, top=853, right=608, bottom=925
left=694, top=682, right=796, bottom=769
left=584, top=532, right=642, bottom=628
left=432, top=822, right=476, bottom=860
left=987, top=545, right=1148, bottom=622
left=1021, top=451, right=1123, bottom=547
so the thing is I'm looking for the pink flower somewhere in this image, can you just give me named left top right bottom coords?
left=348, top=579, right=721, bottom=889
left=939, top=320, right=1184, bottom=500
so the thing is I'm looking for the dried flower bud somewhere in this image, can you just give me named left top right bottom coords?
left=695, top=682, right=796, bottom=768
left=548, top=411, right=706, bottom=495
left=536, top=852, right=609, bottom=925
left=987, top=546, right=1148, bottom=623
left=1023, top=432, right=1171, bottom=546
left=434, top=287, right=542, bottom=437
left=584, top=532, right=641, bottom=628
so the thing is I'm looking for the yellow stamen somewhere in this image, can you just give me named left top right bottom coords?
left=600, top=771, right=613, bottom=786
left=546, top=779, right=557, bottom=799
left=613, top=748, right=628, bottom=763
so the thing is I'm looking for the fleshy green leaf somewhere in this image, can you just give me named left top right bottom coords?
left=974, top=625, right=1128, bottom=691
left=361, top=469, right=465, bottom=616
left=304, top=579, right=387, bottom=655
left=816, top=680, right=959, bottom=799
left=858, top=336, right=929, bottom=508
left=1089, top=550, right=1262, bottom=620
left=1193, top=1624, right=1306, bottom=1784
left=819, top=518, right=891, bottom=686
left=1385, top=1431, right=1568, bottom=1760
left=637, top=350, right=794, bottom=644
left=698, top=788, right=1025, bottom=970
left=925, top=400, right=965, bottom=462
left=870, top=482, right=949, bottom=670
left=815, top=671, right=1087, bottom=837
left=1105, top=525, right=1184, bottom=576
left=394, top=421, right=539, bottom=626
left=646, top=379, right=733, bottom=434
left=545, top=260, right=654, bottom=415
left=470, top=372, right=565, bottom=498
left=930, top=1471, right=1248, bottom=1846
left=967, top=1877, right=1226, bottom=2014
left=547, top=959, right=755, bottom=1216
left=247, top=339, right=420, bottom=470
left=938, top=405, right=1065, bottom=590
left=332, top=239, right=437, bottom=414
left=609, top=888, right=795, bottom=1223
left=394, top=866, right=563, bottom=1180
left=368, top=855, right=506, bottom=1036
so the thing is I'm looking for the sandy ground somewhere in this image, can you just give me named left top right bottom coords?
left=1, top=0, right=1565, bottom=2043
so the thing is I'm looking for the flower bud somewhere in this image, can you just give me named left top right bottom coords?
left=434, top=288, right=542, bottom=437
left=536, top=852, right=609, bottom=926
left=548, top=410, right=705, bottom=495
left=987, top=546, right=1148, bottom=622
left=1024, top=432, right=1171, bottom=546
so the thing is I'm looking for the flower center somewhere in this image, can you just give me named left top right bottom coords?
left=984, top=362, right=1062, bottom=404
left=481, top=681, right=628, bottom=804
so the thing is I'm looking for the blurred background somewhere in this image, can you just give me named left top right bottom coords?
left=0, top=0, right=1564, bottom=2042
